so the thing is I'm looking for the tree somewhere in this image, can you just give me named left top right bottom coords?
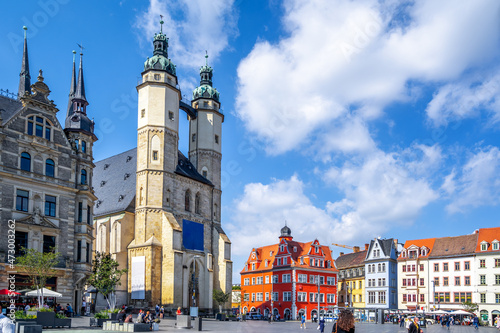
left=86, top=252, right=127, bottom=311
left=462, top=301, right=479, bottom=313
left=16, top=248, right=61, bottom=308
left=232, top=285, right=241, bottom=290
left=213, top=289, right=231, bottom=313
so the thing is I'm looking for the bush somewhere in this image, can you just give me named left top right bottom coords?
left=35, top=307, right=54, bottom=312
left=14, top=311, right=36, bottom=320
left=55, top=313, right=67, bottom=319
left=94, top=311, right=109, bottom=319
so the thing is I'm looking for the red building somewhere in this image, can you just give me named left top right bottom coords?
left=240, top=225, right=338, bottom=320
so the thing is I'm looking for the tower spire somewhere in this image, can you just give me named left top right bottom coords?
left=160, top=15, right=164, bottom=33
left=67, top=50, right=77, bottom=117
left=74, top=46, right=86, bottom=102
left=18, top=26, right=31, bottom=99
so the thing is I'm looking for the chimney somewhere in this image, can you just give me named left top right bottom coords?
left=393, top=239, right=398, bottom=248
left=339, top=252, right=344, bottom=256
left=365, top=243, right=369, bottom=250
left=353, top=246, right=360, bottom=253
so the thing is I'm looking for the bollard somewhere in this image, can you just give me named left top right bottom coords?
left=194, top=317, right=202, bottom=331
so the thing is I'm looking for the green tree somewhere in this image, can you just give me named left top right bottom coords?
left=232, top=285, right=241, bottom=290
left=462, top=301, right=479, bottom=313
left=16, top=247, right=61, bottom=308
left=213, top=289, right=231, bottom=313
left=86, top=252, right=127, bottom=310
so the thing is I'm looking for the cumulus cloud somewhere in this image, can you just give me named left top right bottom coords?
left=426, top=70, right=500, bottom=126
left=235, top=0, right=500, bottom=155
left=445, top=146, right=500, bottom=213
left=135, top=0, right=237, bottom=68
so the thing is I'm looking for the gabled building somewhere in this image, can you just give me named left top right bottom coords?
left=428, top=234, right=477, bottom=312
left=0, top=27, right=96, bottom=312
left=240, top=225, right=338, bottom=320
left=475, top=227, right=500, bottom=325
left=335, top=246, right=368, bottom=309
left=364, top=238, right=399, bottom=309
left=397, top=238, right=436, bottom=312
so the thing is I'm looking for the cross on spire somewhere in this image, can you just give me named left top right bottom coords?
left=160, top=15, right=164, bottom=33
left=205, top=50, right=209, bottom=65
left=77, top=43, right=85, bottom=55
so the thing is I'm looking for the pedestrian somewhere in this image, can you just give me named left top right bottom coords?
left=0, top=304, right=15, bottom=333
left=300, top=313, right=306, bottom=329
left=399, top=315, right=405, bottom=328
left=472, top=315, right=479, bottom=330
left=318, top=316, right=326, bottom=333
left=176, top=307, right=182, bottom=315
left=160, top=305, right=164, bottom=319
left=268, top=312, right=272, bottom=323
left=408, top=317, right=423, bottom=333
left=81, top=300, right=86, bottom=316
left=331, top=309, right=355, bottom=333
left=155, top=304, right=160, bottom=318
left=446, top=315, right=451, bottom=330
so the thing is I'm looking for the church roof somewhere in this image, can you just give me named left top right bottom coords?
left=93, top=147, right=212, bottom=217
left=93, top=148, right=137, bottom=217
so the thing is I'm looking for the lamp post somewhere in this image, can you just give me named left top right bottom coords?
left=317, top=274, right=321, bottom=322
left=192, top=255, right=201, bottom=308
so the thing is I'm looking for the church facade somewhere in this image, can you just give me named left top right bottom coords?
left=0, top=27, right=96, bottom=312
left=93, top=23, right=232, bottom=309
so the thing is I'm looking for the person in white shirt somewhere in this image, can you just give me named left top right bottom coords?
left=0, top=305, right=15, bottom=333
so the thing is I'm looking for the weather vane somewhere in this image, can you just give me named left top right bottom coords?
left=77, top=43, right=85, bottom=55
left=160, top=15, right=164, bottom=33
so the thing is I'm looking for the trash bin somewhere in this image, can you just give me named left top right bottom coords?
left=419, top=318, right=427, bottom=327
left=194, top=317, right=202, bottom=331
left=393, top=317, right=398, bottom=324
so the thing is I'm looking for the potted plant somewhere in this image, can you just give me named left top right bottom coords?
left=36, top=307, right=56, bottom=328
left=93, top=311, right=111, bottom=327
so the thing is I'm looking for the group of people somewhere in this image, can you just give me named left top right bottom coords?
left=298, top=310, right=356, bottom=333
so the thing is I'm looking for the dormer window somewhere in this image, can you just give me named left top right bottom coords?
left=270, top=251, right=273, bottom=256
left=493, top=241, right=499, bottom=251
left=315, top=246, right=319, bottom=253
left=265, top=260, right=268, bottom=267
left=481, top=242, right=488, bottom=251
left=280, top=245, right=285, bottom=252
left=27, top=115, right=52, bottom=140
left=293, top=246, right=297, bottom=252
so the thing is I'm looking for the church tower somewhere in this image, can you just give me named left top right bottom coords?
left=189, top=53, right=223, bottom=220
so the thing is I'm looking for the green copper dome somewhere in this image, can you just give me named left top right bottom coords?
left=192, top=84, right=219, bottom=102
left=143, top=31, right=176, bottom=76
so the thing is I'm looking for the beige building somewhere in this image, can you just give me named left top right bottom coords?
left=93, top=23, right=232, bottom=310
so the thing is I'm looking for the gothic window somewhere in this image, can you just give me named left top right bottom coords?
left=81, top=169, right=87, bottom=185
left=151, top=135, right=160, bottom=162
left=82, top=141, right=87, bottom=154
left=45, top=195, right=56, bottom=217
left=192, top=133, right=196, bottom=142
left=214, top=203, right=218, bottom=219
left=166, top=189, right=171, bottom=205
left=154, top=74, right=160, bottom=80
left=75, top=139, right=79, bottom=150
left=16, top=189, right=29, bottom=212
left=21, top=152, right=31, bottom=171
left=152, top=151, right=158, bottom=160
left=215, top=135, right=219, bottom=144
left=202, top=167, right=208, bottom=179
left=195, top=192, right=201, bottom=214
left=185, top=190, right=191, bottom=211
left=45, top=159, right=55, bottom=177
left=139, top=187, right=144, bottom=205
left=168, top=111, right=174, bottom=120
left=27, top=116, right=51, bottom=140
left=141, top=109, right=145, bottom=118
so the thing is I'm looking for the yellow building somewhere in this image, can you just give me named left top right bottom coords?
left=335, top=248, right=367, bottom=308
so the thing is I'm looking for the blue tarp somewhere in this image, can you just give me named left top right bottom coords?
left=183, top=219, right=204, bottom=251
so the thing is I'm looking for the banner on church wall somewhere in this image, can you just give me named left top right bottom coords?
left=182, top=219, right=204, bottom=251
left=131, top=256, right=145, bottom=299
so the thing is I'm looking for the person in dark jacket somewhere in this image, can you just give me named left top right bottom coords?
left=408, top=317, right=422, bottom=333
left=332, top=309, right=355, bottom=333
left=318, top=316, right=326, bottom=333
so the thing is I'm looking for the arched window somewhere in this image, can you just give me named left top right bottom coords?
left=82, top=141, right=87, bottom=154
left=45, top=159, right=55, bottom=177
left=195, top=192, right=201, bottom=214
left=81, top=169, right=87, bottom=185
left=21, top=152, right=31, bottom=171
left=185, top=190, right=191, bottom=211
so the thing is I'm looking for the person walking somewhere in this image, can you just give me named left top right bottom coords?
left=472, top=315, right=479, bottom=330
left=399, top=315, right=405, bottom=328
left=318, top=316, right=326, bottom=333
left=160, top=305, right=164, bottom=319
left=300, top=313, right=306, bottom=329
left=446, top=315, right=451, bottom=330
left=408, top=317, right=423, bottom=333
left=331, top=309, right=355, bottom=333
left=268, top=312, right=272, bottom=323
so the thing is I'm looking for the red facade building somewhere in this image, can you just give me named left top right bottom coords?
left=240, top=225, right=338, bottom=320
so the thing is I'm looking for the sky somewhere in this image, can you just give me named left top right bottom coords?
left=2, top=0, right=500, bottom=284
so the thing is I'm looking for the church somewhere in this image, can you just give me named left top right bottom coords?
left=92, top=20, right=232, bottom=310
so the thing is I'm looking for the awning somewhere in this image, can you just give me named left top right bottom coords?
left=25, top=288, right=62, bottom=297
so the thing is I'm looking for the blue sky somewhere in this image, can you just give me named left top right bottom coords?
left=2, top=0, right=500, bottom=283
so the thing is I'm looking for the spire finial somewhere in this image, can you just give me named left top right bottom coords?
left=23, top=26, right=27, bottom=38
left=37, top=69, right=44, bottom=82
left=72, top=50, right=76, bottom=62
left=160, top=15, right=164, bottom=33
left=205, top=50, right=208, bottom=66
left=18, top=26, right=31, bottom=99
left=77, top=43, right=84, bottom=56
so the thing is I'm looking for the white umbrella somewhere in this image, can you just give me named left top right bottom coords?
left=25, top=288, right=62, bottom=297
left=432, top=310, right=450, bottom=315
left=451, top=310, right=472, bottom=315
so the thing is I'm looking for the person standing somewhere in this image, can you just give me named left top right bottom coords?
left=268, top=312, right=272, bottom=323
left=176, top=307, right=182, bottom=315
left=408, top=317, right=423, bottom=333
left=300, top=313, right=306, bottom=329
left=160, top=306, right=165, bottom=319
left=318, top=316, right=326, bottom=333
left=155, top=304, right=160, bottom=318
left=331, top=309, right=355, bottom=333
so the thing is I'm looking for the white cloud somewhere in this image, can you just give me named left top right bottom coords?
left=426, top=69, right=500, bottom=126
left=445, top=146, right=500, bottom=213
left=235, top=0, right=500, bottom=155
left=134, top=0, right=237, bottom=68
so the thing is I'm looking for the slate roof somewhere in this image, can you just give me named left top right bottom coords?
left=366, top=238, right=394, bottom=260
left=429, top=234, right=478, bottom=258
left=93, top=148, right=212, bottom=217
left=475, top=227, right=500, bottom=253
left=93, top=148, right=137, bottom=217
left=0, top=95, right=23, bottom=123
left=335, top=250, right=367, bottom=270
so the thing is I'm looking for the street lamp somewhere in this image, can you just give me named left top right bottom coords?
left=317, top=274, right=321, bottom=322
